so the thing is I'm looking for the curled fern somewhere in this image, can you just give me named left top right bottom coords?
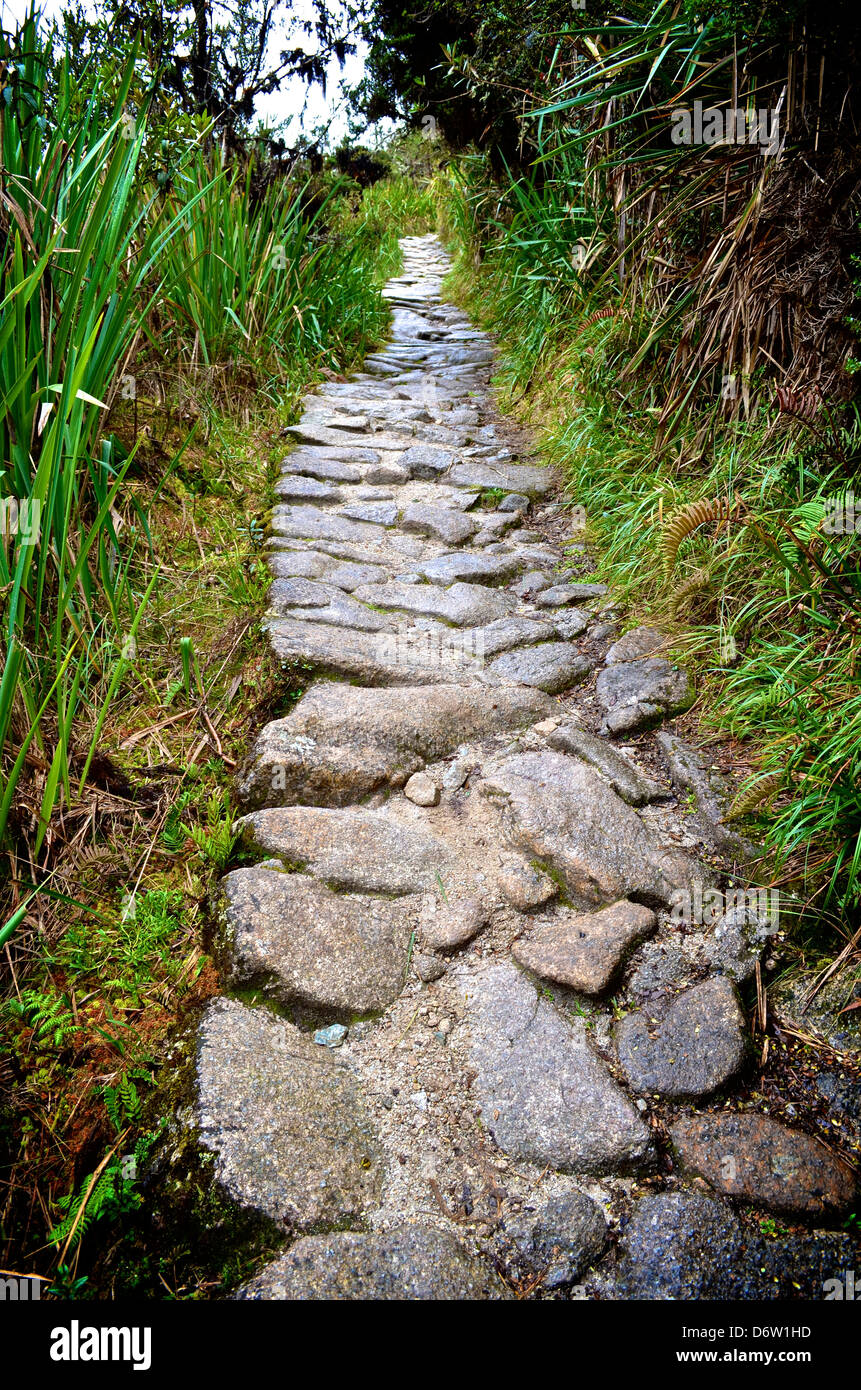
left=669, top=566, right=712, bottom=616
left=663, top=495, right=741, bottom=573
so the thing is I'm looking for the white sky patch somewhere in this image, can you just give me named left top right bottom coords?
left=0, top=0, right=396, bottom=145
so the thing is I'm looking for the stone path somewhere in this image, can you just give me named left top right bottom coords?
left=167, top=236, right=857, bottom=1300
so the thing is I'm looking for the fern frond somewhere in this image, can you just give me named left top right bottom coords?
left=663, top=495, right=741, bottom=572
left=669, top=566, right=712, bottom=616
left=727, top=771, right=784, bottom=820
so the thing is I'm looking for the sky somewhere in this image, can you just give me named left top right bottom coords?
left=0, top=0, right=394, bottom=146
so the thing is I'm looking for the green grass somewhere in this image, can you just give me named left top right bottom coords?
left=439, top=159, right=861, bottom=927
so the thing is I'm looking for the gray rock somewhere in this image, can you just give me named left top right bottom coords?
left=237, top=682, right=552, bottom=809
left=340, top=502, right=399, bottom=527
left=280, top=448, right=365, bottom=482
left=596, top=658, right=693, bottom=734
left=480, top=750, right=701, bottom=909
left=219, top=867, right=415, bottom=1015
left=604, top=626, right=667, bottom=663
left=655, top=730, right=747, bottom=854
left=547, top=723, right=665, bottom=805
left=236, top=806, right=448, bottom=894
left=267, top=617, right=477, bottom=688
left=464, top=615, right=556, bottom=657
left=448, top=461, right=552, bottom=499
left=401, top=503, right=477, bottom=545
left=274, top=475, right=341, bottom=503
left=397, top=445, right=455, bottom=480
left=421, top=897, right=490, bottom=951
left=550, top=607, right=591, bottom=639
left=415, top=952, right=447, bottom=982
left=513, top=900, right=656, bottom=994
left=268, top=550, right=331, bottom=581
left=608, top=1190, right=859, bottom=1300
left=268, top=578, right=390, bottom=632
left=616, top=976, right=748, bottom=1098
left=325, top=561, right=390, bottom=591
left=237, top=1227, right=509, bottom=1300
left=496, top=860, right=558, bottom=911
left=271, top=503, right=385, bottom=547
left=353, top=579, right=514, bottom=627
left=512, top=570, right=551, bottom=599
left=610, top=1192, right=747, bottom=1300
left=462, top=961, right=651, bottom=1173
left=771, top=970, right=861, bottom=1056
left=535, top=584, right=593, bottom=608
left=194, top=998, right=382, bottom=1231
left=404, top=771, right=440, bottom=806
left=502, top=1190, right=607, bottom=1288
left=550, top=582, right=607, bottom=600
left=416, top=552, right=522, bottom=586
left=488, top=643, right=591, bottom=693
left=499, top=492, right=530, bottom=512
left=366, top=460, right=409, bottom=485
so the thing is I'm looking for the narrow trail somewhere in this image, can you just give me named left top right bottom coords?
left=173, top=236, right=856, bottom=1299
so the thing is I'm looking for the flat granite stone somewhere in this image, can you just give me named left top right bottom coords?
left=266, top=617, right=481, bottom=688
left=280, top=449, right=366, bottom=482
left=397, top=444, right=455, bottom=480
left=549, top=607, right=591, bottom=639
left=194, top=997, right=382, bottom=1231
left=235, top=806, right=449, bottom=895
left=605, top=625, right=667, bottom=663
left=496, top=860, right=558, bottom=911
left=535, top=584, right=593, bottom=608
left=513, top=900, right=656, bottom=994
left=324, top=560, right=390, bottom=591
left=606, top=1190, right=859, bottom=1300
left=340, top=502, right=399, bottom=526
left=421, top=897, right=490, bottom=951
left=670, top=1112, right=857, bottom=1216
left=480, top=750, right=701, bottom=909
left=547, top=723, right=664, bottom=805
left=268, top=550, right=331, bottom=580
left=268, top=578, right=391, bottom=632
left=236, top=1227, right=510, bottom=1300
left=463, top=615, right=556, bottom=657
left=461, top=961, right=651, bottom=1173
left=274, top=475, right=342, bottom=503
left=219, top=866, right=415, bottom=1015
left=616, top=977, right=748, bottom=1099
left=415, top=552, right=522, bottom=586
left=352, top=579, right=514, bottom=627
left=596, top=657, right=693, bottom=734
left=488, top=642, right=592, bottom=693
left=237, top=681, right=552, bottom=809
left=271, top=503, right=386, bottom=547
left=447, top=461, right=552, bottom=499
left=401, top=502, right=478, bottom=545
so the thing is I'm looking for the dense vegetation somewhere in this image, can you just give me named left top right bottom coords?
left=2, top=0, right=860, bottom=1297
left=0, top=9, right=434, bottom=1295
left=357, top=0, right=861, bottom=923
